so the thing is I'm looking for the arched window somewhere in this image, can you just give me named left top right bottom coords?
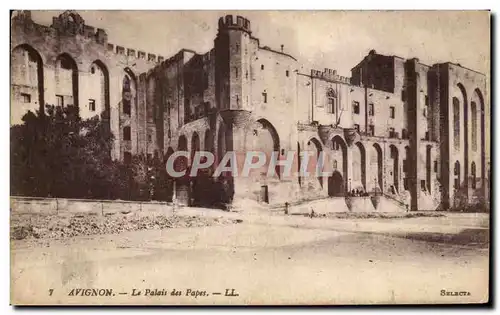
left=327, top=88, right=337, bottom=114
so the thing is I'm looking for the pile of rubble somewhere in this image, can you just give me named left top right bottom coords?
left=11, top=213, right=237, bottom=240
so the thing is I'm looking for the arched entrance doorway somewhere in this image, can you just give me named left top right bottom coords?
left=328, top=171, right=344, bottom=197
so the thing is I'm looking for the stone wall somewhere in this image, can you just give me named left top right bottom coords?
left=10, top=196, right=175, bottom=216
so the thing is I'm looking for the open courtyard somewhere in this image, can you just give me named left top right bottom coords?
left=10, top=208, right=489, bottom=305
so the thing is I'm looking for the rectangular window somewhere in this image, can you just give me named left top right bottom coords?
left=286, top=70, right=289, bottom=77
left=123, top=99, right=131, bottom=115
left=328, top=98, right=335, bottom=114
left=389, top=127, right=395, bottom=138
left=434, top=160, right=438, bottom=173
left=390, top=106, right=395, bottom=119
left=148, top=134, right=152, bottom=142
left=403, top=160, right=408, bottom=173
left=234, top=67, right=238, bottom=78
left=421, top=180, right=426, bottom=191
left=123, top=126, right=131, bottom=141
left=368, top=103, right=374, bottom=116
left=402, top=90, right=406, bottom=102
left=352, top=101, right=360, bottom=114
left=425, top=95, right=429, bottom=106
left=262, top=92, right=267, bottom=104
left=21, top=93, right=31, bottom=103
left=369, top=125, right=375, bottom=136
left=354, top=124, right=360, bottom=132
left=261, top=64, right=264, bottom=70
left=56, top=95, right=64, bottom=107
left=425, top=131, right=429, bottom=140
left=89, top=99, right=96, bottom=112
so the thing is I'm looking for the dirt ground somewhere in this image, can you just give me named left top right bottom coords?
left=10, top=209, right=490, bottom=305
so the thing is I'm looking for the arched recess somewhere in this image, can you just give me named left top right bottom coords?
left=457, top=83, right=469, bottom=189
left=353, top=142, right=366, bottom=191
left=88, top=60, right=110, bottom=120
left=122, top=67, right=137, bottom=116
left=55, top=53, right=79, bottom=108
left=307, top=137, right=323, bottom=188
left=473, top=88, right=486, bottom=191
left=11, top=44, right=45, bottom=122
left=331, top=135, right=348, bottom=193
left=248, top=118, right=281, bottom=178
left=371, top=143, right=383, bottom=192
left=389, top=144, right=399, bottom=194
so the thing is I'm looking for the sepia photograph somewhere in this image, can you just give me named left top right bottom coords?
left=9, top=9, right=491, bottom=305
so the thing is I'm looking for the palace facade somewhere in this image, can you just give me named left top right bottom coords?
left=10, top=10, right=490, bottom=210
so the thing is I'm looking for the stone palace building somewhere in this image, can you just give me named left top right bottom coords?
left=10, top=10, right=490, bottom=211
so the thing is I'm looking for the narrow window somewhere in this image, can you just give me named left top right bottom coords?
left=328, top=98, right=335, bottom=114
left=123, top=126, right=131, bottom=141
left=368, top=103, right=374, bottom=116
left=21, top=93, right=31, bottom=103
left=471, top=102, right=478, bottom=152
left=425, top=95, right=429, bottom=106
left=453, top=97, right=460, bottom=150
left=261, top=64, right=264, bottom=70
left=123, top=100, right=131, bottom=115
left=262, top=92, right=267, bottom=103
left=89, top=99, right=96, bottom=112
left=56, top=95, right=64, bottom=107
left=369, top=125, right=375, bottom=136
left=286, top=70, right=289, bottom=77
left=434, top=160, right=438, bottom=173
left=234, top=67, right=238, bottom=78
left=389, top=127, right=395, bottom=138
left=421, top=180, right=426, bottom=191
left=352, top=101, right=360, bottom=114
left=390, top=106, right=395, bottom=119
left=471, top=162, right=477, bottom=189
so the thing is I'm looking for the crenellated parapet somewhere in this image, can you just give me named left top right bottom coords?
left=217, top=15, right=251, bottom=34
left=311, top=68, right=351, bottom=84
left=105, top=43, right=165, bottom=64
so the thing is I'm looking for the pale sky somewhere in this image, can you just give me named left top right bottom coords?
left=30, top=10, right=490, bottom=77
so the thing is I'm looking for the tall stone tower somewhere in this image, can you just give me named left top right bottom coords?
left=214, top=15, right=252, bottom=111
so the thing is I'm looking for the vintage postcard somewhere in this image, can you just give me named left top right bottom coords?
left=10, top=10, right=490, bottom=305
